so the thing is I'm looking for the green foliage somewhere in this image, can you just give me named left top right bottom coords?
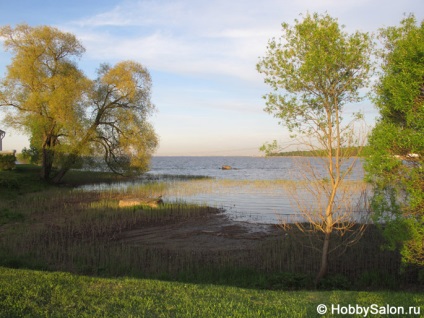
left=257, top=12, right=373, bottom=136
left=0, top=267, right=423, bottom=317
left=0, top=165, right=50, bottom=199
left=257, top=12, right=374, bottom=285
left=259, top=140, right=278, bottom=156
left=85, top=61, right=158, bottom=177
left=365, top=14, right=424, bottom=266
left=178, top=269, right=313, bottom=290
left=318, top=274, right=351, bottom=290
left=0, top=25, right=158, bottom=183
left=18, top=146, right=41, bottom=165
left=0, top=153, right=16, bottom=170
left=357, top=270, right=398, bottom=290
left=264, top=146, right=370, bottom=157
left=0, top=24, right=88, bottom=180
left=267, top=272, right=313, bottom=290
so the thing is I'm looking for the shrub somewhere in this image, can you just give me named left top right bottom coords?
left=357, top=270, right=397, bottom=290
left=0, top=153, right=16, bottom=170
left=319, top=274, right=351, bottom=290
left=268, top=272, right=313, bottom=290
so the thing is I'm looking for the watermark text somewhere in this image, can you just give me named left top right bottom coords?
left=317, top=303, right=421, bottom=317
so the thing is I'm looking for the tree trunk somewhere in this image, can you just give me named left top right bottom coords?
left=51, top=167, right=69, bottom=183
left=40, top=147, right=54, bottom=181
left=51, top=124, right=100, bottom=184
left=40, top=133, right=58, bottom=182
left=51, top=153, right=79, bottom=183
left=315, top=231, right=331, bottom=287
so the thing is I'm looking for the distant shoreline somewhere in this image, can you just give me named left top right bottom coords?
left=151, top=147, right=369, bottom=158
left=265, top=146, right=369, bottom=158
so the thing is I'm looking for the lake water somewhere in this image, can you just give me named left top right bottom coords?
left=148, top=156, right=365, bottom=180
left=145, top=156, right=368, bottom=224
left=148, top=156, right=296, bottom=180
left=82, top=156, right=368, bottom=224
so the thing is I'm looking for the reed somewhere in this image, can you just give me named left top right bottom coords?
left=0, top=167, right=417, bottom=289
left=0, top=183, right=407, bottom=285
left=1, top=220, right=409, bottom=289
left=160, top=178, right=368, bottom=196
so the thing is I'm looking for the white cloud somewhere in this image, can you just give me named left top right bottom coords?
left=69, top=0, right=424, bottom=84
left=68, top=0, right=289, bottom=82
left=3, top=0, right=421, bottom=155
left=71, top=28, right=267, bottom=82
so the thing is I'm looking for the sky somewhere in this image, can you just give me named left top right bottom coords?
left=0, top=0, right=423, bottom=156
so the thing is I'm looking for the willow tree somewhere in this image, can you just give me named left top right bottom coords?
left=0, top=24, right=158, bottom=182
left=52, top=61, right=158, bottom=183
left=257, top=13, right=374, bottom=284
left=0, top=24, right=88, bottom=180
left=365, top=15, right=424, bottom=266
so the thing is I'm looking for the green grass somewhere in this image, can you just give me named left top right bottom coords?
left=0, top=164, right=50, bottom=196
left=0, top=164, right=134, bottom=199
left=1, top=267, right=423, bottom=318
left=61, top=169, right=138, bottom=186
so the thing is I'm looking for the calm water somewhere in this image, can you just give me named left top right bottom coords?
left=148, top=156, right=364, bottom=180
left=82, top=156, right=367, bottom=224
left=145, top=156, right=367, bottom=224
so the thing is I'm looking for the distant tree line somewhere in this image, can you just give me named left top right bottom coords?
left=265, top=146, right=370, bottom=157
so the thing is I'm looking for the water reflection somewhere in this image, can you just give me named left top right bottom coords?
left=79, top=157, right=368, bottom=224
left=80, top=178, right=369, bottom=224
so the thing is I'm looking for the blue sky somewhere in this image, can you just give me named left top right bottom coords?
left=0, top=0, right=423, bottom=156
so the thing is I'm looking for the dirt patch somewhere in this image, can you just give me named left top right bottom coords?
left=119, top=211, right=283, bottom=251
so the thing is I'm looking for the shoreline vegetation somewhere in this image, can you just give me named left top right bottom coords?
left=0, top=165, right=423, bottom=315
left=265, top=146, right=370, bottom=157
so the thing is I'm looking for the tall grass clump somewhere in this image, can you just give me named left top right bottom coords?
left=0, top=181, right=222, bottom=277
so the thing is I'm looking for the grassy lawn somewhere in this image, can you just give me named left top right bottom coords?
left=1, top=267, right=423, bottom=318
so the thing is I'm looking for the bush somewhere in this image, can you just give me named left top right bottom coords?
left=0, top=153, right=16, bottom=170
left=268, top=272, right=313, bottom=290
left=319, top=274, right=351, bottom=290
left=357, top=270, right=397, bottom=290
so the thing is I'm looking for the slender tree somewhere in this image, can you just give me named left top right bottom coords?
left=365, top=15, right=424, bottom=266
left=257, top=13, right=374, bottom=285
